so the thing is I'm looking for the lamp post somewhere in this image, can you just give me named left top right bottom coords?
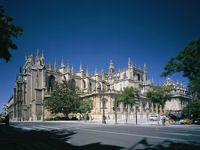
left=135, top=98, right=139, bottom=125
left=136, top=106, right=138, bottom=125
left=114, top=96, right=117, bottom=124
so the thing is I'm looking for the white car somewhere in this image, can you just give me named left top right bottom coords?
left=149, top=115, right=158, bottom=121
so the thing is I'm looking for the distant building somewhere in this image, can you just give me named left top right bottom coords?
left=7, top=51, right=192, bottom=121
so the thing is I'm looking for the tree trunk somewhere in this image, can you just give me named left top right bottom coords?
left=151, top=102, right=154, bottom=113
left=156, top=104, right=158, bottom=114
left=160, top=105, right=163, bottom=114
left=126, top=105, right=128, bottom=124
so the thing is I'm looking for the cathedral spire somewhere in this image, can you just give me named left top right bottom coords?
left=109, top=59, right=115, bottom=74
left=35, top=49, right=40, bottom=62
left=71, top=64, right=74, bottom=74
left=101, top=68, right=105, bottom=80
left=128, top=57, right=131, bottom=68
left=67, top=61, right=70, bottom=73
left=61, top=56, right=65, bottom=67
left=30, top=53, right=34, bottom=63
left=80, top=62, right=83, bottom=72
left=41, top=50, right=45, bottom=65
left=152, top=76, right=154, bottom=85
left=86, top=66, right=89, bottom=77
left=95, top=67, right=98, bottom=75
left=144, top=64, right=146, bottom=71
left=37, top=49, right=39, bottom=57
left=54, top=59, right=57, bottom=68
left=41, top=50, right=44, bottom=58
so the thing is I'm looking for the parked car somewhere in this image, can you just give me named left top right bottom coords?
left=193, top=118, right=200, bottom=125
left=149, top=115, right=158, bottom=121
left=179, top=118, right=193, bottom=125
left=179, top=119, right=184, bottom=124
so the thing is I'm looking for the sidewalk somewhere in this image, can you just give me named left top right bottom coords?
left=10, top=119, right=200, bottom=128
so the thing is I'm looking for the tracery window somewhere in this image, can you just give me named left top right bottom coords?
left=48, top=75, right=55, bottom=92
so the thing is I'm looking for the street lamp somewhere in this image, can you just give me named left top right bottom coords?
left=135, top=98, right=139, bottom=125
left=111, top=88, right=118, bottom=124
left=97, top=80, right=106, bottom=124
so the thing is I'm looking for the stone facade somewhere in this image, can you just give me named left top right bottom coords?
left=8, top=51, right=192, bottom=121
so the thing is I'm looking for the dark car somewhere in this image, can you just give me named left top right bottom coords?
left=193, top=118, right=200, bottom=125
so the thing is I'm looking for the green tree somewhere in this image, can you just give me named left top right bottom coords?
left=183, top=101, right=200, bottom=118
left=118, top=87, right=139, bottom=124
left=160, top=37, right=200, bottom=98
left=146, top=85, right=172, bottom=114
left=45, top=80, right=80, bottom=118
left=0, top=4, right=23, bottom=62
left=78, top=98, right=93, bottom=120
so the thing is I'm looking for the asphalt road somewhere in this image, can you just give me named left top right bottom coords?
left=8, top=121, right=200, bottom=149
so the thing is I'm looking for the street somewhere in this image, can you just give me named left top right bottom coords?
left=1, top=121, right=199, bottom=149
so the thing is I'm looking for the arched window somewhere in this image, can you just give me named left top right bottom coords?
left=89, top=82, right=92, bottom=90
left=83, top=80, right=86, bottom=88
left=97, top=83, right=101, bottom=91
left=48, top=75, right=55, bottom=92
left=137, top=74, right=140, bottom=81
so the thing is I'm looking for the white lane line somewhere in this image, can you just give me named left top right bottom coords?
left=10, top=125, right=61, bottom=130
left=20, top=127, right=33, bottom=130
left=159, top=132, right=191, bottom=136
left=10, top=125, right=34, bottom=130
left=81, top=128, right=188, bottom=142
left=37, top=125, right=62, bottom=130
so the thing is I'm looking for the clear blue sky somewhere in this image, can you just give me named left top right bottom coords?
left=0, top=0, right=200, bottom=112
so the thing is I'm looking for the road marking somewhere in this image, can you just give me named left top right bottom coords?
left=39, top=125, right=62, bottom=130
left=159, top=132, right=191, bottom=136
left=81, top=128, right=188, bottom=142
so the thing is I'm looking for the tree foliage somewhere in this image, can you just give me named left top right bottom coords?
left=160, top=37, right=200, bottom=98
left=183, top=101, right=200, bottom=118
left=78, top=98, right=93, bottom=114
left=118, top=87, right=139, bottom=105
left=146, top=85, right=172, bottom=106
left=45, top=80, right=80, bottom=117
left=118, top=87, right=139, bottom=123
left=0, top=4, right=23, bottom=62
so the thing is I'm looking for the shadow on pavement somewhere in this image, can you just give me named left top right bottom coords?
left=1, top=123, right=200, bottom=150
left=127, top=138, right=200, bottom=150
left=0, top=124, right=122, bottom=150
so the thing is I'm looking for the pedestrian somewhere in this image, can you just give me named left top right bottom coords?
left=161, top=115, right=166, bottom=126
left=163, top=115, right=166, bottom=125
